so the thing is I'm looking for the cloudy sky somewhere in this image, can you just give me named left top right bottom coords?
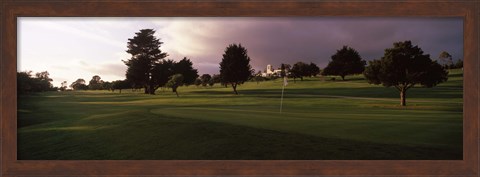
left=18, top=17, right=462, bottom=87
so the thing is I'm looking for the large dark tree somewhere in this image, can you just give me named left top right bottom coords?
left=219, top=43, right=253, bottom=94
left=364, top=41, right=448, bottom=106
left=290, top=62, right=309, bottom=82
left=173, top=57, right=198, bottom=85
left=152, top=59, right=175, bottom=91
left=322, top=46, right=366, bottom=80
left=124, top=29, right=167, bottom=94
left=308, top=62, right=321, bottom=77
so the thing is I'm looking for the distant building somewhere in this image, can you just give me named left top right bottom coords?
left=261, top=64, right=282, bottom=77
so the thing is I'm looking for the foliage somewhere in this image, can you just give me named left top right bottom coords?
left=17, top=71, right=54, bottom=94
left=438, top=51, right=453, bottom=68
left=454, top=59, right=463, bottom=69
left=166, top=74, right=184, bottom=97
left=210, top=74, right=222, bottom=86
left=173, top=57, right=198, bottom=85
left=124, top=29, right=168, bottom=94
left=290, top=62, right=309, bottom=82
left=364, top=41, right=448, bottom=106
left=200, top=74, right=212, bottom=87
left=308, top=62, right=320, bottom=77
left=219, top=43, right=253, bottom=94
left=322, top=46, right=366, bottom=80
left=194, top=78, right=202, bottom=87
left=88, top=75, right=103, bottom=90
left=70, top=78, right=88, bottom=90
left=111, top=80, right=131, bottom=93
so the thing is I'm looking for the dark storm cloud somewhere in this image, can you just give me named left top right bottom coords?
left=167, top=17, right=462, bottom=75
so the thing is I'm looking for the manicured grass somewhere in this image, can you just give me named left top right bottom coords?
left=17, top=69, right=463, bottom=160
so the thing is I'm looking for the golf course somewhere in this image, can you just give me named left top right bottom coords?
left=17, top=69, right=463, bottom=160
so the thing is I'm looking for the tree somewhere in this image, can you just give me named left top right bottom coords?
left=290, top=62, right=309, bottom=82
left=280, top=64, right=286, bottom=77
left=322, top=46, right=366, bottom=80
left=101, top=81, right=113, bottom=91
left=200, top=74, right=212, bottom=87
left=454, top=59, right=463, bottom=69
left=112, top=80, right=131, bottom=93
left=124, top=29, right=168, bottom=94
left=17, top=71, right=33, bottom=94
left=70, top=78, right=88, bottom=90
left=438, top=51, right=453, bottom=69
left=364, top=41, right=448, bottom=106
left=173, top=57, right=198, bottom=85
left=166, top=74, right=184, bottom=97
left=17, top=71, right=54, bottom=93
left=211, top=74, right=221, bottom=86
left=308, top=62, right=320, bottom=77
left=219, top=43, right=253, bottom=94
left=151, top=59, right=175, bottom=92
left=88, top=75, right=103, bottom=90
left=33, top=71, right=53, bottom=92
left=253, top=75, right=264, bottom=84
left=194, top=78, right=202, bottom=87
left=60, top=81, right=68, bottom=91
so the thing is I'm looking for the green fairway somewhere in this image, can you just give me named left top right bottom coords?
left=17, top=69, right=463, bottom=160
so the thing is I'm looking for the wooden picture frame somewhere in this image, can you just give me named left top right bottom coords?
left=1, top=0, right=478, bottom=176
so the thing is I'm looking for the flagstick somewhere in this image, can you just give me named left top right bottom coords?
left=280, top=78, right=286, bottom=113
left=280, top=84, right=285, bottom=113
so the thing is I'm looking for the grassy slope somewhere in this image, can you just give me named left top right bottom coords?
left=17, top=69, right=463, bottom=160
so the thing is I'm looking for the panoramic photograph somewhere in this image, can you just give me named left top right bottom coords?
left=17, top=17, right=463, bottom=160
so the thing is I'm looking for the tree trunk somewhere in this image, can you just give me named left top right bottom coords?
left=144, top=86, right=148, bottom=94
left=232, top=83, right=238, bottom=95
left=341, top=75, right=345, bottom=81
left=148, top=83, right=156, bottom=95
left=119, top=89, right=122, bottom=94
left=400, top=89, right=406, bottom=106
left=172, top=86, right=179, bottom=97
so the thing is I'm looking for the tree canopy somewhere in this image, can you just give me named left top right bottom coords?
left=17, top=71, right=54, bottom=94
left=200, top=74, right=212, bottom=87
left=290, top=62, right=309, bottom=82
left=307, top=62, right=320, bottom=77
left=124, top=29, right=168, bottom=94
left=322, top=46, right=366, bottom=80
left=173, top=57, right=198, bottom=85
left=364, top=41, right=448, bottom=106
left=438, top=51, right=453, bottom=68
left=70, top=78, right=88, bottom=90
left=88, top=75, right=103, bottom=90
left=219, top=43, right=253, bottom=94
left=166, top=74, right=184, bottom=97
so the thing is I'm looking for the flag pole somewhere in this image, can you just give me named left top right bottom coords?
left=280, top=76, right=287, bottom=113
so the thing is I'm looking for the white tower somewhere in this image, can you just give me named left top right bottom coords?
left=267, top=64, right=273, bottom=74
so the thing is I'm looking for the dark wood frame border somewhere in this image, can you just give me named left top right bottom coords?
left=1, top=0, right=479, bottom=176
